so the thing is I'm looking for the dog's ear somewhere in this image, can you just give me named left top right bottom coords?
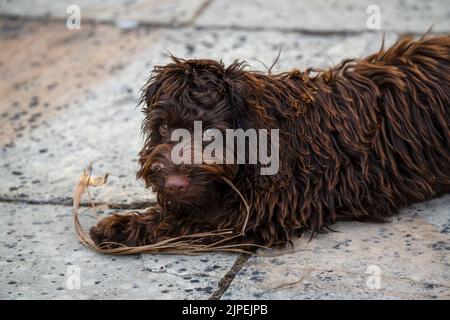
left=223, top=60, right=254, bottom=130
left=140, top=73, right=162, bottom=108
left=140, top=55, right=182, bottom=107
left=223, top=60, right=273, bottom=130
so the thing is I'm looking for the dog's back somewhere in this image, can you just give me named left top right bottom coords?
left=90, top=34, right=450, bottom=248
left=292, top=35, right=450, bottom=225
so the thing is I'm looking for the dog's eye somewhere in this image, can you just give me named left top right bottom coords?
left=150, top=163, right=164, bottom=172
left=159, top=123, right=168, bottom=136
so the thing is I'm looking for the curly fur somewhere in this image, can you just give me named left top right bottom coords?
left=90, top=34, right=450, bottom=248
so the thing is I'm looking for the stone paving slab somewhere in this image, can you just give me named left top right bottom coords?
left=0, top=19, right=166, bottom=146
left=0, top=24, right=397, bottom=204
left=222, top=195, right=450, bottom=299
left=0, top=21, right=169, bottom=205
left=0, top=202, right=238, bottom=299
left=0, top=18, right=163, bottom=147
left=0, top=24, right=146, bottom=204
left=1, top=0, right=449, bottom=300
left=0, top=0, right=209, bottom=26
left=0, top=78, right=153, bottom=205
left=196, top=0, right=450, bottom=33
left=158, top=28, right=398, bottom=71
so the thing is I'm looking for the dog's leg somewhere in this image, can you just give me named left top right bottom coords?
left=90, top=206, right=249, bottom=249
left=89, top=207, right=163, bottom=248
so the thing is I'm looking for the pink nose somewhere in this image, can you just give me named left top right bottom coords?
left=165, top=175, right=189, bottom=193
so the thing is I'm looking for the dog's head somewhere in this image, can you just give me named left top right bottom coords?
left=137, top=57, right=268, bottom=210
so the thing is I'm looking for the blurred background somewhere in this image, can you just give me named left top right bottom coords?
left=0, top=0, right=449, bottom=300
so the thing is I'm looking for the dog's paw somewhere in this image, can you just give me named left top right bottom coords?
left=89, top=214, right=137, bottom=249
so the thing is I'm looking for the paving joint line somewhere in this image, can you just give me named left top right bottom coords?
left=0, top=196, right=155, bottom=209
left=209, top=251, right=254, bottom=300
left=186, top=0, right=213, bottom=26
left=0, top=14, right=418, bottom=37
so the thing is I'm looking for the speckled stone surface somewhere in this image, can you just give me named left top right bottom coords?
left=0, top=47, right=155, bottom=205
left=154, top=28, right=398, bottom=72
left=196, top=0, right=450, bottom=33
left=0, top=203, right=238, bottom=299
left=0, top=0, right=209, bottom=26
left=222, top=195, right=450, bottom=299
left=1, top=0, right=450, bottom=300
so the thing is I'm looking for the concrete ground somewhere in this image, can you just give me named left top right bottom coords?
left=0, top=0, right=449, bottom=299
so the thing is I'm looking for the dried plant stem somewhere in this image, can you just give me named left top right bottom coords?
left=220, top=176, right=251, bottom=235
left=72, top=168, right=262, bottom=255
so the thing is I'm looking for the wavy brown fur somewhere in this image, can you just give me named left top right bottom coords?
left=90, top=34, right=450, bottom=249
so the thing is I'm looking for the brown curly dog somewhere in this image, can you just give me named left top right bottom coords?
left=90, top=34, right=450, bottom=248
